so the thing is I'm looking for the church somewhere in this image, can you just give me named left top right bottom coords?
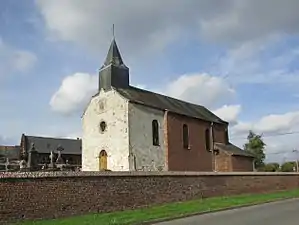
left=81, top=39, right=255, bottom=172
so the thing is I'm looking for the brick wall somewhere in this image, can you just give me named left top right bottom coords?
left=231, top=155, right=254, bottom=172
left=1, top=171, right=299, bottom=224
left=166, top=113, right=213, bottom=171
left=215, top=153, right=254, bottom=172
left=215, top=151, right=232, bottom=172
left=213, top=123, right=227, bottom=143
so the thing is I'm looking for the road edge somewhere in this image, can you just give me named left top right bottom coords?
left=138, top=197, right=299, bottom=225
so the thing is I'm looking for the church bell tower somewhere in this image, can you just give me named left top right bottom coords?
left=98, top=38, right=129, bottom=91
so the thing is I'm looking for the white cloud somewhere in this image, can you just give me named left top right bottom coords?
left=0, top=38, right=37, bottom=76
left=50, top=72, right=235, bottom=115
left=164, top=73, right=235, bottom=108
left=50, top=73, right=97, bottom=115
left=212, top=104, right=241, bottom=125
left=36, top=0, right=299, bottom=54
left=232, top=110, right=299, bottom=136
left=229, top=110, right=299, bottom=162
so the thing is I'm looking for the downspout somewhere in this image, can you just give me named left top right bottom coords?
left=164, top=110, right=169, bottom=171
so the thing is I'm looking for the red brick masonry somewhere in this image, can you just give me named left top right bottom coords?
left=0, top=171, right=299, bottom=224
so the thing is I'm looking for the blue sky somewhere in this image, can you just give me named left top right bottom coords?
left=1, top=0, right=299, bottom=163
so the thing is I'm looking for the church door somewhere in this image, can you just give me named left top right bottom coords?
left=99, top=150, right=108, bottom=170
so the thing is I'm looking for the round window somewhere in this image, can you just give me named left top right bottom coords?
left=99, top=121, right=107, bottom=132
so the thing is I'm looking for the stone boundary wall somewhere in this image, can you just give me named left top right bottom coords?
left=1, top=171, right=299, bottom=224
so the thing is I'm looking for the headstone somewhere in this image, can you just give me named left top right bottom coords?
left=55, top=145, right=65, bottom=170
left=27, top=143, right=39, bottom=171
left=42, top=162, right=48, bottom=170
left=56, top=145, right=65, bottom=165
left=19, top=159, right=27, bottom=172
left=5, top=158, right=9, bottom=172
left=48, top=150, right=56, bottom=168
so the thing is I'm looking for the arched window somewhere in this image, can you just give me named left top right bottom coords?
left=183, top=124, right=189, bottom=149
left=99, top=121, right=107, bottom=133
left=205, top=128, right=210, bottom=151
left=152, top=120, right=159, bottom=146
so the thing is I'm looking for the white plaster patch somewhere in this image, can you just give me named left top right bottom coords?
left=128, top=103, right=166, bottom=171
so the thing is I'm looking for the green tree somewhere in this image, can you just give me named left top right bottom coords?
left=263, top=163, right=280, bottom=172
left=244, top=130, right=266, bottom=169
left=280, top=162, right=296, bottom=172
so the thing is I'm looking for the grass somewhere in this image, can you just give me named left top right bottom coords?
left=17, top=189, right=299, bottom=225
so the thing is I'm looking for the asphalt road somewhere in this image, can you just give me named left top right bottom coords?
left=154, top=198, right=299, bottom=225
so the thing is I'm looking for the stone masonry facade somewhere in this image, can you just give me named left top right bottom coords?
left=82, top=89, right=129, bottom=171
left=1, top=171, right=299, bottom=224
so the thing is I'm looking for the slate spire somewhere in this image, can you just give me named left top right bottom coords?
left=102, top=38, right=126, bottom=68
left=99, top=33, right=129, bottom=91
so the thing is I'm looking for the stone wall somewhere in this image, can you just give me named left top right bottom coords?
left=82, top=90, right=130, bottom=171
left=128, top=103, right=166, bottom=171
left=1, top=171, right=299, bottom=224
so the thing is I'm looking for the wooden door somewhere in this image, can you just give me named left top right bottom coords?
left=99, top=150, right=107, bottom=170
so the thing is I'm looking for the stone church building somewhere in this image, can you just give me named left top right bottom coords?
left=82, top=39, right=255, bottom=172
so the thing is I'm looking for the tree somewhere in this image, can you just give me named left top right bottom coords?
left=263, top=163, right=280, bottom=172
left=280, top=162, right=296, bottom=172
left=244, top=130, right=266, bottom=169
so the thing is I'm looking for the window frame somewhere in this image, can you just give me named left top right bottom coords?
left=182, top=124, right=190, bottom=149
left=152, top=120, right=160, bottom=146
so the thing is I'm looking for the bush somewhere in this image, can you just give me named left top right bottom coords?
left=280, top=162, right=297, bottom=172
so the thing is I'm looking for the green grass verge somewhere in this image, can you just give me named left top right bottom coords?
left=17, top=189, right=299, bottom=225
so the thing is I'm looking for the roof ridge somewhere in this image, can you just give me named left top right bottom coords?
left=118, top=86, right=227, bottom=124
left=127, top=86, right=206, bottom=109
left=26, top=135, right=81, bottom=141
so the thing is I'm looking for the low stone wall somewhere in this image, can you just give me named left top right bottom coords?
left=1, top=171, right=299, bottom=224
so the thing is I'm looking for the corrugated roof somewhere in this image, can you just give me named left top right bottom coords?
left=116, top=86, right=227, bottom=124
left=214, top=142, right=255, bottom=158
left=25, top=136, right=81, bottom=155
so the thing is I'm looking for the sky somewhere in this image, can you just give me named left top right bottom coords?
left=1, top=0, right=299, bottom=163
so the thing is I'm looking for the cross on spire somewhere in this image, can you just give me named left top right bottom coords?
left=101, top=25, right=126, bottom=68
left=112, top=24, right=115, bottom=39
left=98, top=25, right=129, bottom=91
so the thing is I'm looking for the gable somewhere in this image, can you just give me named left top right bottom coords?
left=82, top=88, right=128, bottom=118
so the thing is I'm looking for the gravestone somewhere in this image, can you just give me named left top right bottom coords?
left=48, top=150, right=56, bottom=169
left=27, top=143, right=39, bottom=171
left=19, top=159, right=27, bottom=172
left=56, top=145, right=65, bottom=170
